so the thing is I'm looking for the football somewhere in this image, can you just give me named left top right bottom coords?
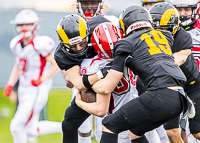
left=80, top=88, right=96, bottom=103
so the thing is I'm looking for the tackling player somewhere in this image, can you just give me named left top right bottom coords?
left=55, top=14, right=113, bottom=143
left=3, top=9, right=62, bottom=143
left=150, top=2, right=198, bottom=143
left=61, top=1, right=120, bottom=142
left=170, top=0, right=200, bottom=141
left=76, top=22, right=140, bottom=143
left=81, top=4, right=188, bottom=143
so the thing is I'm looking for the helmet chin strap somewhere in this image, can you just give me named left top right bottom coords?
left=180, top=17, right=193, bottom=26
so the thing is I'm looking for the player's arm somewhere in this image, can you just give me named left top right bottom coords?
left=61, top=70, right=74, bottom=88
left=6, top=64, right=20, bottom=86
left=92, top=69, right=123, bottom=94
left=4, top=64, right=20, bottom=97
left=41, top=52, right=60, bottom=82
left=76, top=91, right=111, bottom=117
left=75, top=69, right=123, bottom=116
left=91, top=47, right=126, bottom=94
left=32, top=52, right=60, bottom=86
left=173, top=49, right=191, bottom=66
left=66, top=65, right=99, bottom=90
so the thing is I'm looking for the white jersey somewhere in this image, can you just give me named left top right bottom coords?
left=80, top=58, right=138, bottom=113
left=103, top=15, right=119, bottom=27
left=10, top=34, right=55, bottom=86
left=186, top=20, right=200, bottom=70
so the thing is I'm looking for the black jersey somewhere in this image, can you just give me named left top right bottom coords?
left=54, top=16, right=110, bottom=71
left=112, top=29, right=186, bottom=90
left=172, top=28, right=199, bottom=85
left=54, top=43, right=96, bottom=70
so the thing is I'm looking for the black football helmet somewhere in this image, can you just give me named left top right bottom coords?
left=119, top=4, right=153, bottom=35
left=76, top=0, right=103, bottom=20
left=56, top=14, right=90, bottom=61
left=150, top=2, right=180, bottom=34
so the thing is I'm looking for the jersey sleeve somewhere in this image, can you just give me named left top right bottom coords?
left=54, top=43, right=81, bottom=70
left=176, top=29, right=193, bottom=50
left=112, top=40, right=132, bottom=72
left=9, top=35, right=22, bottom=55
left=34, top=35, right=55, bottom=57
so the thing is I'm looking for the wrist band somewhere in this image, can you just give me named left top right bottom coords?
left=96, top=70, right=104, bottom=79
left=83, top=75, right=92, bottom=88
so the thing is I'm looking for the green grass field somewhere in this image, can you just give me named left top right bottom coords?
left=0, top=88, right=99, bottom=143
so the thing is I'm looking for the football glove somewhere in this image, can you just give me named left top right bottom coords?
left=187, top=97, right=196, bottom=118
left=31, top=79, right=42, bottom=86
left=96, top=62, right=112, bottom=79
left=3, top=85, right=13, bottom=97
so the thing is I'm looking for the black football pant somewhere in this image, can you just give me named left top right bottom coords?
left=185, top=74, right=200, bottom=134
left=62, top=97, right=90, bottom=143
left=101, top=88, right=183, bottom=143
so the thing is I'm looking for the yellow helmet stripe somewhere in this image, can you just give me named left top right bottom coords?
left=160, top=8, right=178, bottom=26
left=78, top=17, right=87, bottom=38
left=57, top=26, right=69, bottom=44
left=119, top=18, right=125, bottom=35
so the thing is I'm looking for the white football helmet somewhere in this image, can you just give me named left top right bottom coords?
left=170, top=0, right=198, bottom=25
left=12, top=9, right=39, bottom=38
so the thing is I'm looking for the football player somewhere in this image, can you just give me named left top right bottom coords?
left=76, top=0, right=104, bottom=20
left=3, top=9, right=61, bottom=143
left=61, top=1, right=120, bottom=142
left=170, top=0, right=200, bottom=70
left=170, top=0, right=200, bottom=142
left=77, top=22, right=140, bottom=143
left=150, top=2, right=199, bottom=143
left=55, top=14, right=113, bottom=143
left=136, top=0, right=166, bottom=99
left=78, top=4, right=188, bottom=143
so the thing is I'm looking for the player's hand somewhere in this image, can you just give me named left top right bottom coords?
left=3, top=85, right=13, bottom=97
left=31, top=79, right=42, bottom=86
left=75, top=91, right=82, bottom=107
left=96, top=62, right=112, bottom=79
left=66, top=80, right=74, bottom=89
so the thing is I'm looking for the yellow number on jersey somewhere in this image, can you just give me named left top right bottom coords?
left=140, top=30, right=172, bottom=56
